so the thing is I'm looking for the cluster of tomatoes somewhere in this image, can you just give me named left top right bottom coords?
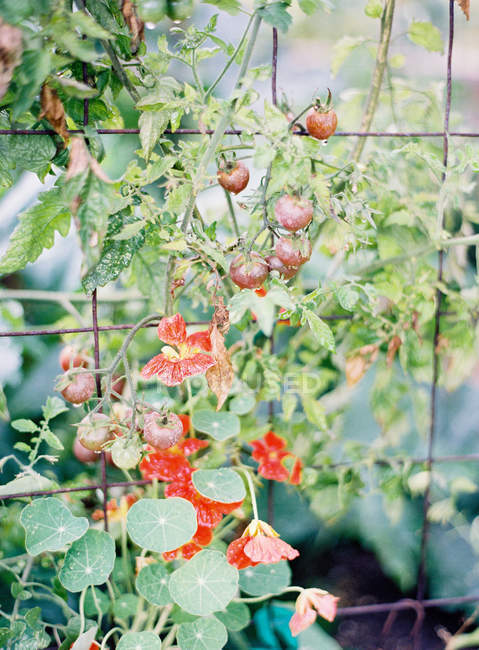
left=219, top=101, right=338, bottom=290
left=59, top=346, right=187, bottom=469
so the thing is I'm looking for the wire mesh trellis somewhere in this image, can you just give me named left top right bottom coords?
left=0, top=1, right=477, bottom=647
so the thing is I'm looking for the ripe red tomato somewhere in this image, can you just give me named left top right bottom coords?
left=78, top=413, right=113, bottom=452
left=217, top=161, right=249, bottom=194
left=275, top=236, right=312, bottom=267
left=306, top=107, right=338, bottom=140
left=265, top=255, right=299, bottom=280
left=61, top=373, right=96, bottom=404
left=230, top=252, right=269, bottom=289
left=143, top=411, right=183, bottom=450
left=59, top=345, right=89, bottom=371
left=274, top=195, right=313, bottom=232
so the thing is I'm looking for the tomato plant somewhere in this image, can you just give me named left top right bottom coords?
left=0, top=0, right=477, bottom=648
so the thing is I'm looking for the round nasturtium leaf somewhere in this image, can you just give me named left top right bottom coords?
left=238, top=560, right=291, bottom=596
left=59, top=529, right=115, bottom=593
left=192, top=411, right=240, bottom=441
left=177, top=616, right=227, bottom=650
left=126, top=497, right=197, bottom=553
left=84, top=587, right=110, bottom=617
left=136, top=563, right=172, bottom=606
left=169, top=550, right=239, bottom=616
left=113, top=593, right=140, bottom=619
left=229, top=393, right=256, bottom=415
left=20, top=497, right=88, bottom=556
left=117, top=631, right=162, bottom=650
left=192, top=469, right=245, bottom=504
left=215, top=601, right=251, bottom=631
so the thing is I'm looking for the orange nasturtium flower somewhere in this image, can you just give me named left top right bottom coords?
left=141, top=313, right=215, bottom=386
left=92, top=494, right=137, bottom=522
left=250, top=431, right=303, bottom=485
left=226, top=519, right=299, bottom=569
left=289, top=588, right=339, bottom=636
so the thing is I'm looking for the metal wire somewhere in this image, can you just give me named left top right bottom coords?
left=1, top=0, right=477, bottom=639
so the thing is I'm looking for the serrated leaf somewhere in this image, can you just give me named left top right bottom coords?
left=408, top=21, right=444, bottom=53
left=303, top=309, right=335, bottom=352
left=70, top=10, right=113, bottom=39
left=203, top=0, right=241, bottom=15
left=14, top=442, right=32, bottom=453
left=257, top=2, right=292, bottom=33
left=139, top=110, right=170, bottom=161
left=0, top=189, right=70, bottom=276
left=365, top=0, right=382, bottom=18
left=42, top=396, right=68, bottom=421
left=336, top=286, right=359, bottom=311
left=59, top=529, right=115, bottom=592
left=82, top=211, right=146, bottom=294
left=301, top=395, right=327, bottom=430
left=20, top=498, right=88, bottom=555
left=42, top=428, right=64, bottom=451
left=192, top=469, right=245, bottom=503
left=11, top=419, right=38, bottom=433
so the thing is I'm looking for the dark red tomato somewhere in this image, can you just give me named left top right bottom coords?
left=143, top=411, right=183, bottom=450
left=306, top=107, right=338, bottom=140
left=61, top=373, right=96, bottom=404
left=274, top=195, right=313, bottom=232
left=265, top=255, right=299, bottom=280
left=59, top=345, right=89, bottom=371
left=78, top=413, right=113, bottom=452
left=229, top=252, right=269, bottom=289
left=275, top=236, right=312, bottom=267
left=217, top=161, right=249, bottom=194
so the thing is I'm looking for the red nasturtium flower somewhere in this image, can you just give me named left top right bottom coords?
left=139, top=438, right=208, bottom=482
left=227, top=519, right=299, bottom=569
left=289, top=588, right=339, bottom=636
left=163, top=525, right=213, bottom=561
left=141, top=313, right=215, bottom=386
left=250, top=431, right=303, bottom=485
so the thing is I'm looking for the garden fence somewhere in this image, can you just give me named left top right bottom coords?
left=1, top=1, right=478, bottom=647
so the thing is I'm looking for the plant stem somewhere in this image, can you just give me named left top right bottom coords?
left=181, top=13, right=262, bottom=233
left=351, top=0, right=396, bottom=162
left=11, top=555, right=33, bottom=624
left=234, top=585, right=303, bottom=604
left=100, top=626, right=124, bottom=650
left=78, top=587, right=87, bottom=637
left=162, top=623, right=178, bottom=648
left=287, top=103, right=314, bottom=131
left=224, top=189, right=240, bottom=238
left=238, top=467, right=259, bottom=520
left=153, top=604, right=173, bottom=634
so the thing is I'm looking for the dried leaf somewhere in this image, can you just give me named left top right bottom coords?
left=212, top=296, right=230, bottom=335
left=206, top=323, right=234, bottom=411
left=66, top=137, right=112, bottom=183
left=456, top=0, right=470, bottom=20
left=0, top=18, right=22, bottom=100
left=122, top=0, right=145, bottom=54
left=345, top=355, right=367, bottom=387
left=386, top=335, right=402, bottom=367
left=39, top=84, right=69, bottom=141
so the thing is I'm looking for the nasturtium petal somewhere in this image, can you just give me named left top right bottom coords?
left=135, top=563, right=172, bottom=606
left=238, top=560, right=291, bottom=596
left=169, top=550, right=239, bottom=616
left=117, top=631, right=162, bottom=649
left=192, top=469, right=245, bottom=504
left=126, top=497, right=197, bottom=553
left=214, top=600, right=251, bottom=631
left=177, top=617, right=227, bottom=650
left=20, top=497, right=88, bottom=556
left=192, top=410, right=240, bottom=441
left=59, top=529, right=115, bottom=593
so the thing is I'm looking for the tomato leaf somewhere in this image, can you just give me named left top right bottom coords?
left=206, top=323, right=234, bottom=411
left=408, top=21, right=444, bottom=53
left=257, top=2, right=292, bottom=33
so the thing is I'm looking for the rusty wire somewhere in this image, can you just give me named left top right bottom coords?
left=1, top=1, right=478, bottom=644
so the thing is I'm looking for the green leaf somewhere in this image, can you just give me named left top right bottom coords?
left=11, top=419, right=38, bottom=433
left=192, top=469, right=245, bottom=504
left=59, top=529, right=115, bottom=592
left=136, top=563, right=172, bottom=606
left=0, top=189, right=70, bottom=276
left=41, top=428, right=64, bottom=451
left=139, top=111, right=170, bottom=161
left=0, top=473, right=54, bottom=497
left=238, top=561, right=291, bottom=596
left=331, top=36, right=366, bottom=77
left=364, top=0, right=382, bottom=18
left=301, top=395, right=327, bottom=430
left=70, top=10, right=113, bottom=39
left=177, top=617, right=227, bottom=650
left=169, top=550, right=239, bottom=616
left=82, top=211, right=146, bottom=294
left=257, top=2, right=292, bottom=33
left=126, top=497, right=197, bottom=553
left=14, top=442, right=32, bottom=453
left=303, top=309, right=335, bottom=352
left=117, top=632, right=162, bottom=650
left=113, top=594, right=140, bottom=619
left=192, top=410, right=240, bottom=441
left=7, top=134, right=56, bottom=175
left=84, top=587, right=110, bottom=617
left=42, top=396, right=68, bottom=421
left=408, top=21, right=444, bottom=53
left=203, top=0, right=240, bottom=15
left=298, top=0, right=322, bottom=14
left=0, top=384, right=9, bottom=421
left=229, top=393, right=256, bottom=415
left=20, top=498, right=88, bottom=556
left=53, top=76, right=100, bottom=98
left=214, top=601, right=251, bottom=631
left=336, top=286, right=359, bottom=311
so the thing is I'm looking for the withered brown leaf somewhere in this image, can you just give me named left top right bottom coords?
left=66, top=136, right=112, bottom=183
left=206, top=323, right=234, bottom=411
left=122, top=0, right=145, bottom=54
left=0, top=18, right=22, bottom=101
left=386, top=335, right=402, bottom=367
left=456, top=0, right=470, bottom=20
left=345, top=355, right=367, bottom=387
left=39, top=84, right=69, bottom=142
